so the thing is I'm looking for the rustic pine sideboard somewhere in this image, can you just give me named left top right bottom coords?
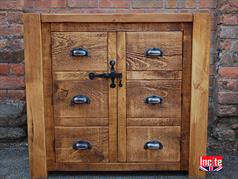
left=23, top=13, right=210, bottom=178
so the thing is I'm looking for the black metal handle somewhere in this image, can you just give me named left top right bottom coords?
left=71, top=48, right=88, bottom=57
left=73, top=141, right=92, bottom=150
left=88, top=60, right=122, bottom=88
left=145, top=48, right=163, bottom=57
left=145, top=96, right=163, bottom=104
left=71, top=95, right=90, bottom=104
left=144, top=140, right=163, bottom=150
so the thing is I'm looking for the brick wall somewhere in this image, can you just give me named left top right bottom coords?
left=0, top=0, right=236, bottom=153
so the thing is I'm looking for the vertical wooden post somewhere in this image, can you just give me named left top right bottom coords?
left=189, top=13, right=211, bottom=178
left=24, top=14, right=48, bottom=178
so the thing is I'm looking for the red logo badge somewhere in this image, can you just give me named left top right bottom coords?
left=199, top=156, right=223, bottom=172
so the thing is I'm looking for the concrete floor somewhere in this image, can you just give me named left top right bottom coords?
left=0, top=142, right=238, bottom=179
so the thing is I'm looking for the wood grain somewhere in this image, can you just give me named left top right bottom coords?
left=180, top=23, right=192, bottom=170
left=52, top=32, right=107, bottom=71
left=117, top=32, right=127, bottom=162
left=48, top=162, right=180, bottom=171
left=127, top=80, right=182, bottom=118
left=108, top=32, right=118, bottom=162
left=126, top=32, right=182, bottom=71
left=55, top=117, right=108, bottom=127
left=55, top=127, right=108, bottom=163
left=54, top=72, right=105, bottom=81
left=189, top=13, right=210, bottom=178
left=41, top=23, right=56, bottom=168
left=51, top=23, right=183, bottom=32
left=127, top=127, right=181, bottom=162
left=42, top=13, right=193, bottom=23
left=127, top=71, right=182, bottom=80
left=127, top=118, right=180, bottom=126
left=53, top=80, right=108, bottom=117
left=23, top=13, right=48, bottom=178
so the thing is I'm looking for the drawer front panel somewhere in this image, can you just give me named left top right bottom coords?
left=127, top=80, right=181, bottom=118
left=126, top=32, right=182, bottom=71
left=53, top=79, right=108, bottom=117
left=55, top=127, right=109, bottom=163
left=127, top=127, right=180, bottom=162
left=52, top=32, right=108, bottom=71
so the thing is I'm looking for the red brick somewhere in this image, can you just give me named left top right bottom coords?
left=0, top=76, right=25, bottom=89
left=0, top=63, right=9, bottom=75
left=218, top=92, right=238, bottom=104
left=0, top=90, right=7, bottom=100
left=218, top=78, right=238, bottom=91
left=7, top=12, right=23, bottom=24
left=166, top=0, right=176, bottom=9
left=35, top=0, right=66, bottom=8
left=200, top=0, right=217, bottom=8
left=23, top=0, right=34, bottom=8
left=177, top=0, right=195, bottom=8
left=68, top=0, right=98, bottom=8
left=219, top=67, right=238, bottom=78
left=219, top=1, right=238, bottom=13
left=221, top=14, right=238, bottom=25
left=9, top=64, right=25, bottom=75
left=132, top=0, right=163, bottom=9
left=99, top=0, right=129, bottom=8
left=7, top=90, right=26, bottom=100
left=0, top=24, right=23, bottom=36
left=0, top=0, right=24, bottom=10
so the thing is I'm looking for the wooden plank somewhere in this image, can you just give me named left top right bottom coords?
left=41, top=13, right=193, bottom=23
left=48, top=162, right=180, bottom=171
left=51, top=32, right=108, bottom=72
left=108, top=32, right=117, bottom=162
left=117, top=32, right=126, bottom=162
left=127, top=80, right=182, bottom=118
left=53, top=72, right=105, bottom=81
left=55, top=127, right=108, bottom=163
left=127, top=71, right=182, bottom=80
left=189, top=13, right=210, bottom=178
left=127, top=118, right=180, bottom=126
left=23, top=13, right=48, bottom=178
left=41, top=23, right=56, bottom=167
left=55, top=117, right=109, bottom=127
left=51, top=22, right=183, bottom=32
left=180, top=23, right=192, bottom=170
left=126, top=32, right=182, bottom=71
left=127, top=127, right=181, bottom=162
left=53, top=80, right=108, bottom=118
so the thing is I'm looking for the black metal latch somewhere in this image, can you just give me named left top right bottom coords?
left=88, top=60, right=122, bottom=88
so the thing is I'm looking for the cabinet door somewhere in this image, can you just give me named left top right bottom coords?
left=117, top=31, right=183, bottom=163
left=52, top=32, right=118, bottom=163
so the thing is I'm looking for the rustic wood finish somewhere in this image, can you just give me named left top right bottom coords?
left=24, top=14, right=48, bottom=178
left=127, top=127, right=181, bottom=162
left=189, top=13, right=210, bottom=177
left=24, top=13, right=210, bottom=178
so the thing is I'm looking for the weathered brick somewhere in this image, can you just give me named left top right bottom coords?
left=0, top=50, right=24, bottom=63
left=220, top=51, right=238, bottom=67
left=219, top=67, right=238, bottom=78
left=68, top=0, right=98, bottom=8
left=0, top=0, right=24, bottom=10
left=219, top=1, right=238, bottom=13
left=7, top=90, right=26, bottom=100
left=219, top=39, right=232, bottom=50
left=132, top=0, right=163, bottom=9
left=0, top=24, right=23, bottom=36
left=177, top=0, right=195, bottom=9
left=220, top=26, right=238, bottom=39
left=0, top=39, right=8, bottom=49
left=6, top=12, right=23, bottom=24
left=0, top=63, right=9, bottom=75
left=200, top=0, right=217, bottom=9
left=0, top=76, right=25, bottom=89
left=0, top=90, right=7, bottom=100
left=23, top=0, right=34, bottom=8
left=165, top=0, right=176, bottom=9
left=35, top=0, right=67, bottom=8
left=218, top=92, right=238, bottom=104
left=221, top=14, right=238, bottom=25
left=217, top=104, right=238, bottom=117
left=9, top=64, right=24, bottom=75
left=99, top=0, right=130, bottom=8
left=218, top=78, right=238, bottom=91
